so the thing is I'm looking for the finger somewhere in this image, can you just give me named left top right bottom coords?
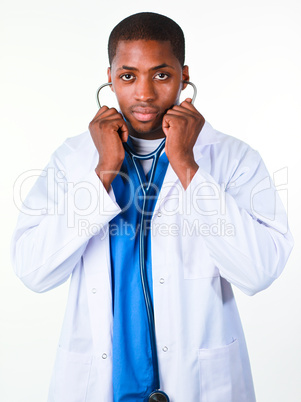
left=97, top=107, right=120, bottom=118
left=165, top=106, right=196, bottom=117
left=162, top=114, right=176, bottom=132
left=92, top=106, right=119, bottom=122
left=105, top=117, right=128, bottom=134
left=179, top=98, right=197, bottom=110
left=90, top=105, right=109, bottom=120
left=91, top=111, right=124, bottom=130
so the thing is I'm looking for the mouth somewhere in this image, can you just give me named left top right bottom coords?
left=131, top=107, right=159, bottom=122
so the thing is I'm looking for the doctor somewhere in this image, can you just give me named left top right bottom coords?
left=11, top=12, right=293, bottom=402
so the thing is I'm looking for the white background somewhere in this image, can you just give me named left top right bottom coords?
left=1, top=0, right=300, bottom=401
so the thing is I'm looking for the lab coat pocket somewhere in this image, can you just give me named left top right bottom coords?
left=198, top=339, right=247, bottom=402
left=51, top=346, right=92, bottom=402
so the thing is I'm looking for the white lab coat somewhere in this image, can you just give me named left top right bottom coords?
left=11, top=121, right=293, bottom=402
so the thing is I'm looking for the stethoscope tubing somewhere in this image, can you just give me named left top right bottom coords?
left=96, top=80, right=196, bottom=401
left=125, top=140, right=166, bottom=392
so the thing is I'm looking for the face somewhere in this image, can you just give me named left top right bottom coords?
left=108, top=40, right=189, bottom=139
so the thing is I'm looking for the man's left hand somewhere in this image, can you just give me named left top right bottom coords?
left=162, top=99, right=205, bottom=189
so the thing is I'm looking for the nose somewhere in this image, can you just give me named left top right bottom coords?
left=134, top=77, right=156, bottom=102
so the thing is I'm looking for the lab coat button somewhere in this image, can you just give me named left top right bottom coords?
left=102, top=353, right=107, bottom=359
left=162, top=346, right=168, bottom=352
left=92, top=288, right=97, bottom=294
left=159, top=278, right=165, bottom=284
left=157, top=211, right=162, bottom=217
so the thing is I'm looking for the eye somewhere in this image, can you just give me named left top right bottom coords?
left=121, top=73, right=135, bottom=81
left=154, top=73, right=169, bottom=80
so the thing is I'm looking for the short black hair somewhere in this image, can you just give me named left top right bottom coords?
left=108, top=12, right=185, bottom=67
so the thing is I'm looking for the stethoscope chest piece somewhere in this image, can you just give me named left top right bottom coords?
left=148, top=390, right=170, bottom=402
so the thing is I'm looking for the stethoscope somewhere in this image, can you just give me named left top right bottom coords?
left=96, top=81, right=197, bottom=402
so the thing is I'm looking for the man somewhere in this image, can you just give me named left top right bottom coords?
left=11, top=12, right=293, bottom=402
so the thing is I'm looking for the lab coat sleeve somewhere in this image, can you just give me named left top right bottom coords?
left=182, top=148, right=294, bottom=296
left=11, top=144, right=121, bottom=293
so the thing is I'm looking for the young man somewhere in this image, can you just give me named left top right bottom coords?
left=11, top=12, right=293, bottom=402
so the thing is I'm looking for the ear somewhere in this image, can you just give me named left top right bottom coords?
left=107, top=67, right=114, bottom=92
left=181, top=65, right=190, bottom=90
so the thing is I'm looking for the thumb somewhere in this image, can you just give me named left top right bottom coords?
left=162, top=114, right=172, bottom=135
left=118, top=121, right=129, bottom=142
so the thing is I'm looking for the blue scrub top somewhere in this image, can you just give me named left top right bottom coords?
left=110, top=142, right=169, bottom=402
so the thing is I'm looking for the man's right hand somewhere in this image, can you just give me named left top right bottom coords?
left=89, top=106, right=128, bottom=191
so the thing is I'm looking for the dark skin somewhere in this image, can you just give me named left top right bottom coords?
left=89, top=40, right=205, bottom=191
